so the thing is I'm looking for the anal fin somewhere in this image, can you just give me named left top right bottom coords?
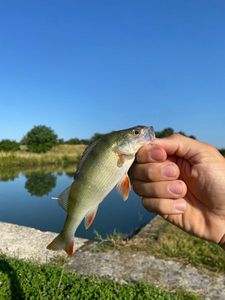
left=84, top=206, right=98, bottom=230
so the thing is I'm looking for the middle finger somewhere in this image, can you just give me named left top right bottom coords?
left=131, top=161, right=180, bottom=182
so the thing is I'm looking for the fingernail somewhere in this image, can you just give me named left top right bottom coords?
left=169, top=181, right=183, bottom=194
left=163, top=164, right=177, bottom=177
left=151, top=148, right=164, bottom=161
left=174, top=200, right=186, bottom=212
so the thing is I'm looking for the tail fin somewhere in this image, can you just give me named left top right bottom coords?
left=47, top=233, right=75, bottom=256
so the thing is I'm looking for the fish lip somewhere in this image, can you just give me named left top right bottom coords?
left=144, top=126, right=155, bottom=142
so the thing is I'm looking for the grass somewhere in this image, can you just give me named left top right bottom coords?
left=0, top=254, right=199, bottom=300
left=146, top=220, right=225, bottom=273
left=0, top=164, right=76, bottom=181
left=94, top=217, right=225, bottom=273
left=0, top=145, right=86, bottom=168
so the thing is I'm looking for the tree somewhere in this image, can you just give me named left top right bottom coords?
left=25, top=172, right=57, bottom=196
left=155, top=128, right=174, bottom=138
left=58, top=138, right=65, bottom=144
left=0, top=139, right=20, bottom=152
left=90, top=133, right=104, bottom=143
left=219, top=149, right=225, bottom=157
left=66, top=138, right=81, bottom=145
left=25, top=125, right=58, bottom=153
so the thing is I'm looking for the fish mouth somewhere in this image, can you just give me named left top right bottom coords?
left=144, top=126, right=155, bottom=142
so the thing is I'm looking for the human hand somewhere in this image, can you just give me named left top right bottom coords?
left=131, top=134, right=225, bottom=248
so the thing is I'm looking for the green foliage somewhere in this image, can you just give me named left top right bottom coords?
left=25, top=172, right=57, bottom=196
left=219, top=148, right=225, bottom=157
left=155, top=128, right=174, bottom=138
left=65, top=137, right=81, bottom=145
left=80, top=138, right=90, bottom=145
left=65, top=137, right=91, bottom=145
left=90, top=133, right=105, bottom=143
left=145, top=221, right=225, bottom=273
left=177, top=131, right=196, bottom=139
left=0, top=254, right=198, bottom=300
left=25, top=125, right=58, bottom=153
left=155, top=128, right=196, bottom=139
left=0, top=139, right=20, bottom=152
left=58, top=138, right=65, bottom=144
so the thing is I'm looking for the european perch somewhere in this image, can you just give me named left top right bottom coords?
left=47, top=125, right=155, bottom=256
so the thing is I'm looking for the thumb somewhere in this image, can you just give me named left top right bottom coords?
left=153, top=134, right=206, bottom=161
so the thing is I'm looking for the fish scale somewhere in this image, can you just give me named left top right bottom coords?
left=47, top=125, right=155, bottom=256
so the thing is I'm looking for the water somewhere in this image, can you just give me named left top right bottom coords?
left=0, top=167, right=155, bottom=240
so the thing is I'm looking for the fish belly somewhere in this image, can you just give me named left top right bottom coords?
left=66, top=151, right=134, bottom=232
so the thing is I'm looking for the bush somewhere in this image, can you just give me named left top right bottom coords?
left=0, top=139, right=20, bottom=152
left=155, top=128, right=174, bottom=138
left=25, top=125, right=58, bottom=153
left=219, top=149, right=225, bottom=157
left=25, top=173, right=57, bottom=196
left=66, top=138, right=81, bottom=145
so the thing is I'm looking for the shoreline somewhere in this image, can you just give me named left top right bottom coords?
left=0, top=218, right=225, bottom=299
left=0, top=144, right=86, bottom=168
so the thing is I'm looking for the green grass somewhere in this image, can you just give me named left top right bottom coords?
left=0, top=164, right=76, bottom=181
left=97, top=217, right=225, bottom=273
left=0, top=144, right=86, bottom=168
left=147, top=221, right=225, bottom=273
left=0, top=254, right=198, bottom=300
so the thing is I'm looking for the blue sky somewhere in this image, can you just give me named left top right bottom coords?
left=0, top=1, right=225, bottom=147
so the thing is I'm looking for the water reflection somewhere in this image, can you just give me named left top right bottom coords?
left=25, top=173, right=57, bottom=196
left=0, top=165, right=75, bottom=197
left=0, top=168, right=20, bottom=181
left=0, top=165, right=155, bottom=239
left=0, top=165, right=75, bottom=181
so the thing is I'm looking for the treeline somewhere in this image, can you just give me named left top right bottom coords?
left=0, top=125, right=224, bottom=156
left=0, top=126, right=105, bottom=153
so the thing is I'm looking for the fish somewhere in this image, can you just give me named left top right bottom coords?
left=47, top=125, right=155, bottom=256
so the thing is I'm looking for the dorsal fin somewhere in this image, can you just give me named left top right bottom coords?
left=74, top=139, right=100, bottom=179
left=52, top=185, right=71, bottom=211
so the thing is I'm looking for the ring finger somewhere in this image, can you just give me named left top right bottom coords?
left=132, top=180, right=187, bottom=199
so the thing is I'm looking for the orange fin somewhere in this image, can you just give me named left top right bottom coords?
left=84, top=206, right=98, bottom=230
left=116, top=174, right=131, bottom=201
left=65, top=240, right=75, bottom=256
left=47, top=233, right=75, bottom=256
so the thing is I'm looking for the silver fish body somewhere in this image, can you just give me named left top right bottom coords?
left=47, top=125, right=155, bottom=255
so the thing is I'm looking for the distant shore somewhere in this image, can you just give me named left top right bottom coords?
left=0, top=144, right=86, bottom=168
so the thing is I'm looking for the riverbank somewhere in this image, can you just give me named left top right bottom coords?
left=0, top=254, right=196, bottom=300
left=0, top=218, right=225, bottom=299
left=0, top=144, right=86, bottom=168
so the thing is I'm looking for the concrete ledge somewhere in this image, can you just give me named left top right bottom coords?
left=1, top=221, right=225, bottom=299
left=0, top=221, right=87, bottom=263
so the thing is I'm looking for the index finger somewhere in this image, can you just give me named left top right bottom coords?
left=136, top=144, right=167, bottom=163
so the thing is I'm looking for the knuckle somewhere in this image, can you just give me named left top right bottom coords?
left=170, top=133, right=183, bottom=140
left=157, top=200, right=166, bottom=213
left=145, top=165, right=152, bottom=181
left=205, top=143, right=217, bottom=153
left=142, top=197, right=149, bottom=208
left=132, top=181, right=141, bottom=195
left=129, top=164, right=136, bottom=177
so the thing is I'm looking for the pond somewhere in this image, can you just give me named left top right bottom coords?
left=0, top=166, right=155, bottom=240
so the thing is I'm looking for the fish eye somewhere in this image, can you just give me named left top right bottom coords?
left=133, top=129, right=140, bottom=135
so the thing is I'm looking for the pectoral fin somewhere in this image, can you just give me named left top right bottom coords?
left=116, top=174, right=131, bottom=201
left=117, top=154, right=134, bottom=167
left=85, top=206, right=98, bottom=230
